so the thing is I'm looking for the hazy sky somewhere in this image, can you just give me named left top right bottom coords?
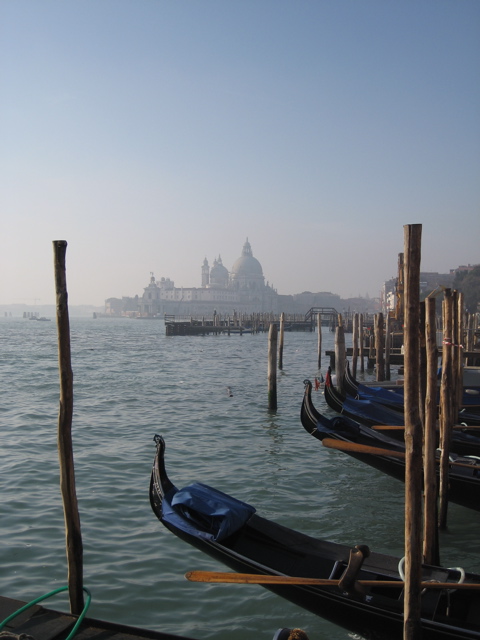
left=1, top=1, right=479, bottom=307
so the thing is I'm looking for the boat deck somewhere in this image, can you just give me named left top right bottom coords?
left=0, top=595, right=196, bottom=640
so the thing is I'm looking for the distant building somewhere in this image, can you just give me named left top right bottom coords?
left=137, top=239, right=279, bottom=316
left=382, top=270, right=456, bottom=314
left=105, top=238, right=378, bottom=318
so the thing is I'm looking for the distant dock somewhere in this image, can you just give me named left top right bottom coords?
left=164, top=314, right=312, bottom=336
left=163, top=307, right=367, bottom=336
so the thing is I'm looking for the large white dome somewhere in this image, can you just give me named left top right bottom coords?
left=230, top=239, right=264, bottom=290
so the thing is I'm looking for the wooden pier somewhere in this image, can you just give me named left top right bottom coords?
left=164, top=313, right=314, bottom=336
left=164, top=308, right=376, bottom=336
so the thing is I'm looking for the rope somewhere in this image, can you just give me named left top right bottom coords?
left=0, top=587, right=91, bottom=640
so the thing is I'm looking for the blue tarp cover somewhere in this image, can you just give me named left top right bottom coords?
left=163, top=482, right=256, bottom=542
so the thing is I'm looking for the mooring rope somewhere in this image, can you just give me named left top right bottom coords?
left=0, top=586, right=91, bottom=640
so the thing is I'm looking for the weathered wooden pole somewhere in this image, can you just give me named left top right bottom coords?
left=396, top=252, right=405, bottom=325
left=359, top=313, right=365, bottom=372
left=457, top=292, right=465, bottom=410
left=423, top=296, right=439, bottom=566
left=439, top=289, right=453, bottom=529
left=278, top=312, right=285, bottom=370
left=53, top=240, right=84, bottom=615
left=335, top=315, right=346, bottom=395
left=466, top=312, right=474, bottom=353
left=385, top=312, right=392, bottom=381
left=268, top=323, right=278, bottom=411
left=418, top=302, right=426, bottom=427
left=375, top=313, right=385, bottom=381
left=402, top=224, right=423, bottom=640
left=317, top=313, right=322, bottom=370
left=451, top=291, right=460, bottom=422
left=352, top=313, right=359, bottom=378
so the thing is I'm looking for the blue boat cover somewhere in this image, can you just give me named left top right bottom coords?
left=163, top=482, right=256, bottom=542
left=357, top=383, right=404, bottom=406
left=343, top=395, right=404, bottom=426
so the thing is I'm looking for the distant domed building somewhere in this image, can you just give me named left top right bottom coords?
left=120, top=239, right=280, bottom=317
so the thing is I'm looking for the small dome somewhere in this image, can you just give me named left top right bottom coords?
left=209, top=255, right=229, bottom=287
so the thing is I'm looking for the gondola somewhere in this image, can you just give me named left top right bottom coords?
left=150, top=435, right=480, bottom=640
left=344, top=361, right=480, bottom=418
left=343, top=361, right=404, bottom=409
left=326, top=368, right=406, bottom=427
left=325, top=369, right=480, bottom=456
left=301, top=379, right=480, bottom=512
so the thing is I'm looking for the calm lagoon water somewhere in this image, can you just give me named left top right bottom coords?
left=1, top=317, right=479, bottom=640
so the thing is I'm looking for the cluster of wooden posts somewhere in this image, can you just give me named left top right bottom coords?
left=266, top=225, right=479, bottom=640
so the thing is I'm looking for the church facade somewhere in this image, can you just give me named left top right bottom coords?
left=136, top=239, right=280, bottom=316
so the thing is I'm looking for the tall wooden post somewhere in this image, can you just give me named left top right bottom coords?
left=278, top=312, right=285, bottom=370
left=403, top=224, right=423, bottom=640
left=53, top=240, right=84, bottom=615
left=451, top=291, right=460, bottom=423
left=396, top=252, right=405, bottom=325
left=423, top=296, right=439, bottom=565
left=317, top=313, right=322, bottom=370
left=385, top=312, right=392, bottom=381
left=352, top=313, right=359, bottom=378
left=418, top=302, right=426, bottom=427
left=359, top=313, right=365, bottom=372
left=335, top=315, right=346, bottom=395
left=268, top=323, right=278, bottom=411
left=456, top=292, right=465, bottom=411
left=439, top=289, right=453, bottom=529
left=375, top=313, right=385, bottom=381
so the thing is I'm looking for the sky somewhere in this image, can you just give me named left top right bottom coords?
left=1, top=0, right=479, bottom=307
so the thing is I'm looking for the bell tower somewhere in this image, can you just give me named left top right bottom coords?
left=201, top=257, right=210, bottom=287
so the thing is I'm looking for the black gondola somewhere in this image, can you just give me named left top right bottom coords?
left=326, top=369, right=480, bottom=456
left=343, top=361, right=480, bottom=422
left=150, top=435, right=480, bottom=640
left=301, top=379, right=480, bottom=513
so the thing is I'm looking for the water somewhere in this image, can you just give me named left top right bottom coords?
left=1, top=317, right=480, bottom=640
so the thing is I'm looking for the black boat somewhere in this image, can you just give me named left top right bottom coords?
left=343, top=361, right=404, bottom=409
left=150, top=435, right=480, bottom=640
left=344, top=361, right=480, bottom=422
left=326, top=369, right=480, bottom=456
left=301, top=379, right=480, bottom=513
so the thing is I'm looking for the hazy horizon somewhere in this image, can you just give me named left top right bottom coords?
left=2, top=1, right=479, bottom=307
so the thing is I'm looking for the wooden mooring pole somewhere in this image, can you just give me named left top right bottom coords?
left=352, top=313, right=359, bottom=378
left=439, top=289, right=453, bottom=529
left=268, top=323, right=278, bottom=411
left=53, top=240, right=84, bottom=615
left=375, top=313, right=385, bottom=381
left=335, top=315, right=346, bottom=395
left=359, top=313, right=365, bottom=373
left=278, top=312, right=285, bottom=370
left=385, top=312, right=391, bottom=381
left=402, top=223, right=423, bottom=640
left=317, top=313, right=322, bottom=370
left=423, top=295, right=439, bottom=565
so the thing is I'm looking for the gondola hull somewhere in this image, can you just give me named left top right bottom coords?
left=150, top=436, right=480, bottom=640
left=328, top=368, right=480, bottom=456
left=302, top=379, right=480, bottom=513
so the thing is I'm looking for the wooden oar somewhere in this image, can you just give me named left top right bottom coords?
left=185, top=571, right=480, bottom=590
left=322, top=437, right=480, bottom=471
left=322, top=438, right=405, bottom=458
